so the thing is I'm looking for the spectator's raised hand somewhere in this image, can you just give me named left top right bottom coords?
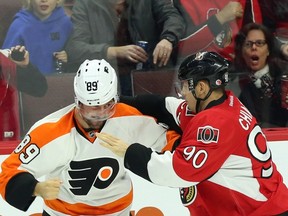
left=9, top=45, right=29, bottom=67
left=33, top=178, right=62, bottom=200
left=108, top=45, right=148, bottom=63
left=216, top=1, right=243, bottom=24
left=281, top=43, right=288, bottom=60
left=54, top=51, right=68, bottom=63
left=153, top=39, right=173, bottom=67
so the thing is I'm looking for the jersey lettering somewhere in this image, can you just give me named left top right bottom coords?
left=239, top=105, right=253, bottom=130
left=19, top=144, right=40, bottom=164
left=14, top=134, right=31, bottom=153
left=247, top=125, right=273, bottom=178
left=183, top=146, right=208, bottom=169
left=15, top=135, right=40, bottom=164
left=68, top=158, right=119, bottom=195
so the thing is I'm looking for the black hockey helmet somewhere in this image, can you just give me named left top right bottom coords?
left=178, top=52, right=229, bottom=90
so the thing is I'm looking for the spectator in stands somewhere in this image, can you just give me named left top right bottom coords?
left=174, top=0, right=288, bottom=63
left=2, top=0, right=73, bottom=75
left=65, top=0, right=185, bottom=96
left=0, top=45, right=47, bottom=141
left=273, top=1, right=288, bottom=44
left=234, top=23, right=288, bottom=127
left=260, top=0, right=288, bottom=60
left=174, top=0, right=252, bottom=61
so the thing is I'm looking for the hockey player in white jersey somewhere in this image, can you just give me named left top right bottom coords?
left=0, top=59, right=180, bottom=216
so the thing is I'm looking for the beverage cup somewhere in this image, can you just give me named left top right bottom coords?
left=136, top=41, right=149, bottom=70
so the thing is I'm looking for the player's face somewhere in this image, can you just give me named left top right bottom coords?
left=77, top=99, right=116, bottom=128
left=31, top=0, right=59, bottom=20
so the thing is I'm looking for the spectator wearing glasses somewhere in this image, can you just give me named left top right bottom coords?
left=174, top=0, right=288, bottom=62
left=234, top=23, right=288, bottom=127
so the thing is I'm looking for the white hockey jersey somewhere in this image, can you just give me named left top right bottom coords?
left=0, top=103, right=180, bottom=215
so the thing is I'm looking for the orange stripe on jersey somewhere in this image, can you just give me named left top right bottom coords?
left=113, top=103, right=143, bottom=117
left=0, top=109, right=75, bottom=198
left=72, top=103, right=143, bottom=143
left=114, top=103, right=181, bottom=152
left=0, top=156, right=27, bottom=197
left=29, top=110, right=75, bottom=148
left=162, top=130, right=181, bottom=152
left=45, top=187, right=133, bottom=215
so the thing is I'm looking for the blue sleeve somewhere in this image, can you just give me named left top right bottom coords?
left=2, top=19, right=24, bottom=49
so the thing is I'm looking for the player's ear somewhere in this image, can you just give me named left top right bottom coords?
left=197, top=80, right=208, bottom=93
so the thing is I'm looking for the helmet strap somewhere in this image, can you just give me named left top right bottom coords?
left=191, top=88, right=213, bottom=113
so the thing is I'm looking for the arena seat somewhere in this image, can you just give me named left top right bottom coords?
left=0, top=0, right=22, bottom=47
left=19, top=73, right=75, bottom=136
left=131, top=69, right=178, bottom=97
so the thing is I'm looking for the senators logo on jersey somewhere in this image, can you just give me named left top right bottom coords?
left=197, top=126, right=219, bottom=144
left=179, top=186, right=197, bottom=206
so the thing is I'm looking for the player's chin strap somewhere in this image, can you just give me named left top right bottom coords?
left=191, top=89, right=213, bottom=113
left=188, top=79, right=213, bottom=113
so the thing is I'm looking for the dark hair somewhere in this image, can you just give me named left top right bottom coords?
left=234, top=23, right=276, bottom=72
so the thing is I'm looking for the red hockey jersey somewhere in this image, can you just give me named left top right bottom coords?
left=124, top=91, right=288, bottom=215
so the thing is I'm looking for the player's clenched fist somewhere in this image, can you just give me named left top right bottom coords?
left=33, top=178, right=62, bottom=200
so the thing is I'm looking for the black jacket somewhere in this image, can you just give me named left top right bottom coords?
left=65, top=0, right=185, bottom=69
left=238, top=62, right=288, bottom=127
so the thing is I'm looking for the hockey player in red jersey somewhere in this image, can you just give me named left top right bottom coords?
left=0, top=59, right=180, bottom=215
left=97, top=52, right=288, bottom=216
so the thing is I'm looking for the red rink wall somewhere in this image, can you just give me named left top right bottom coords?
left=0, top=129, right=287, bottom=216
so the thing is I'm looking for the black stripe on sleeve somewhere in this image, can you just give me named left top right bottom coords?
left=5, top=172, right=38, bottom=211
left=124, top=143, right=153, bottom=182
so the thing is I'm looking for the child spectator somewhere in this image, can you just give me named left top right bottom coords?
left=2, top=0, right=72, bottom=75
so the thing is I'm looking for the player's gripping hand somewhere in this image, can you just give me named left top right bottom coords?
left=33, top=178, right=62, bottom=200
left=96, top=132, right=129, bottom=157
